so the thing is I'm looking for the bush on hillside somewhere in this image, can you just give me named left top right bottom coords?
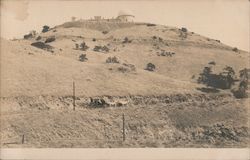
left=45, top=36, right=56, bottom=43
left=146, top=23, right=156, bottom=27
left=31, top=42, right=53, bottom=52
left=232, top=47, right=238, bottom=52
left=93, top=45, right=109, bottom=53
left=42, top=25, right=50, bottom=33
left=80, top=42, right=89, bottom=51
left=79, top=54, right=88, bottom=62
left=36, top=36, right=42, bottom=41
left=208, top=61, right=216, bottom=65
left=75, top=41, right=89, bottom=51
left=198, top=64, right=236, bottom=89
left=232, top=68, right=249, bottom=98
left=24, top=30, right=37, bottom=39
left=24, top=33, right=33, bottom=39
left=102, top=31, right=108, bottom=34
left=122, top=37, right=132, bottom=43
left=181, top=27, right=188, bottom=32
left=145, top=63, right=156, bottom=71
left=106, top=56, right=119, bottom=63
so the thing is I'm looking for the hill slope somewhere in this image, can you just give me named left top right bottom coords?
left=1, top=21, right=249, bottom=97
left=1, top=21, right=249, bottom=148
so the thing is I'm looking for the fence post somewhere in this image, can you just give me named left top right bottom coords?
left=21, top=134, right=25, bottom=144
left=73, top=81, right=75, bottom=111
left=122, top=113, right=125, bottom=141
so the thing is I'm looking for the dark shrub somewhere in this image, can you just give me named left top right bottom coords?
left=79, top=42, right=89, bottom=51
left=45, top=36, right=55, bottom=43
left=145, top=63, right=156, bottom=71
left=198, top=65, right=236, bottom=89
left=79, top=54, right=88, bottom=62
left=24, top=33, right=33, bottom=39
left=158, top=37, right=163, bottom=42
left=146, top=23, right=156, bottom=27
left=208, top=61, right=216, bottom=65
left=92, top=38, right=96, bottom=42
left=232, top=68, right=249, bottom=98
left=36, top=36, right=42, bottom=41
left=75, top=43, right=79, bottom=49
left=31, top=42, right=53, bottom=52
left=232, top=47, right=238, bottom=52
left=42, top=25, right=50, bottom=33
left=93, top=45, right=109, bottom=53
left=102, top=31, right=108, bottom=34
left=122, top=37, right=132, bottom=43
left=181, top=27, right=188, bottom=32
left=106, top=56, right=119, bottom=63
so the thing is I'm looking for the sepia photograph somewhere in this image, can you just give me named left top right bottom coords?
left=0, top=0, right=249, bottom=159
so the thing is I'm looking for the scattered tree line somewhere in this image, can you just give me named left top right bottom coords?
left=198, top=63, right=249, bottom=98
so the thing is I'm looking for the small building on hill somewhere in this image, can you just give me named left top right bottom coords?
left=116, top=10, right=135, bottom=22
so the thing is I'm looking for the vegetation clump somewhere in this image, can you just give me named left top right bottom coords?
left=146, top=23, right=156, bottom=27
left=181, top=27, right=188, bottom=32
left=31, top=42, right=53, bottom=52
left=36, top=36, right=42, bottom=41
left=232, top=47, right=238, bottom=52
left=24, top=30, right=37, bottom=39
left=122, top=37, right=132, bottom=43
left=42, top=25, right=50, bottom=33
left=208, top=61, right=216, bottom=65
left=106, top=56, right=119, bottom=63
left=145, top=63, right=156, bottom=72
left=79, top=54, right=88, bottom=62
left=75, top=42, right=89, bottom=51
left=45, top=36, right=56, bottom=43
left=157, top=50, right=175, bottom=57
left=102, top=31, right=109, bottom=34
left=93, top=45, right=109, bottom=53
left=198, top=65, right=236, bottom=89
left=232, top=68, right=249, bottom=98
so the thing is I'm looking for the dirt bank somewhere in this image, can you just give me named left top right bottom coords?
left=1, top=93, right=249, bottom=148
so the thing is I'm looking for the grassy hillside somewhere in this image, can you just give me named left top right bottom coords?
left=1, top=21, right=249, bottom=97
left=1, top=21, right=249, bottom=148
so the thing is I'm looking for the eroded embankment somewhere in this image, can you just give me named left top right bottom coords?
left=1, top=92, right=233, bottom=111
left=1, top=92, right=249, bottom=148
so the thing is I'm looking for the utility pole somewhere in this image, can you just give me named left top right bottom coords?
left=122, top=113, right=125, bottom=141
left=73, top=81, right=75, bottom=111
left=21, top=134, right=25, bottom=144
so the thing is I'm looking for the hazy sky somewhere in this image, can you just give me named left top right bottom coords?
left=1, top=0, right=249, bottom=51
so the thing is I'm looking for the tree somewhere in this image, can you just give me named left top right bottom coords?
left=42, top=25, right=50, bottom=33
left=146, top=63, right=156, bottom=71
left=232, top=68, right=249, bottom=98
left=221, top=66, right=236, bottom=89
left=198, top=66, right=212, bottom=84
left=197, top=64, right=237, bottom=89
left=79, top=54, right=88, bottom=62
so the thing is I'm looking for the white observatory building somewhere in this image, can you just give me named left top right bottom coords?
left=116, top=10, right=135, bottom=22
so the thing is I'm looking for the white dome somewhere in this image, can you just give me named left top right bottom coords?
left=118, top=10, right=134, bottom=17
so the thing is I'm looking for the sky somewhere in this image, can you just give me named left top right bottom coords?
left=1, top=0, right=249, bottom=51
